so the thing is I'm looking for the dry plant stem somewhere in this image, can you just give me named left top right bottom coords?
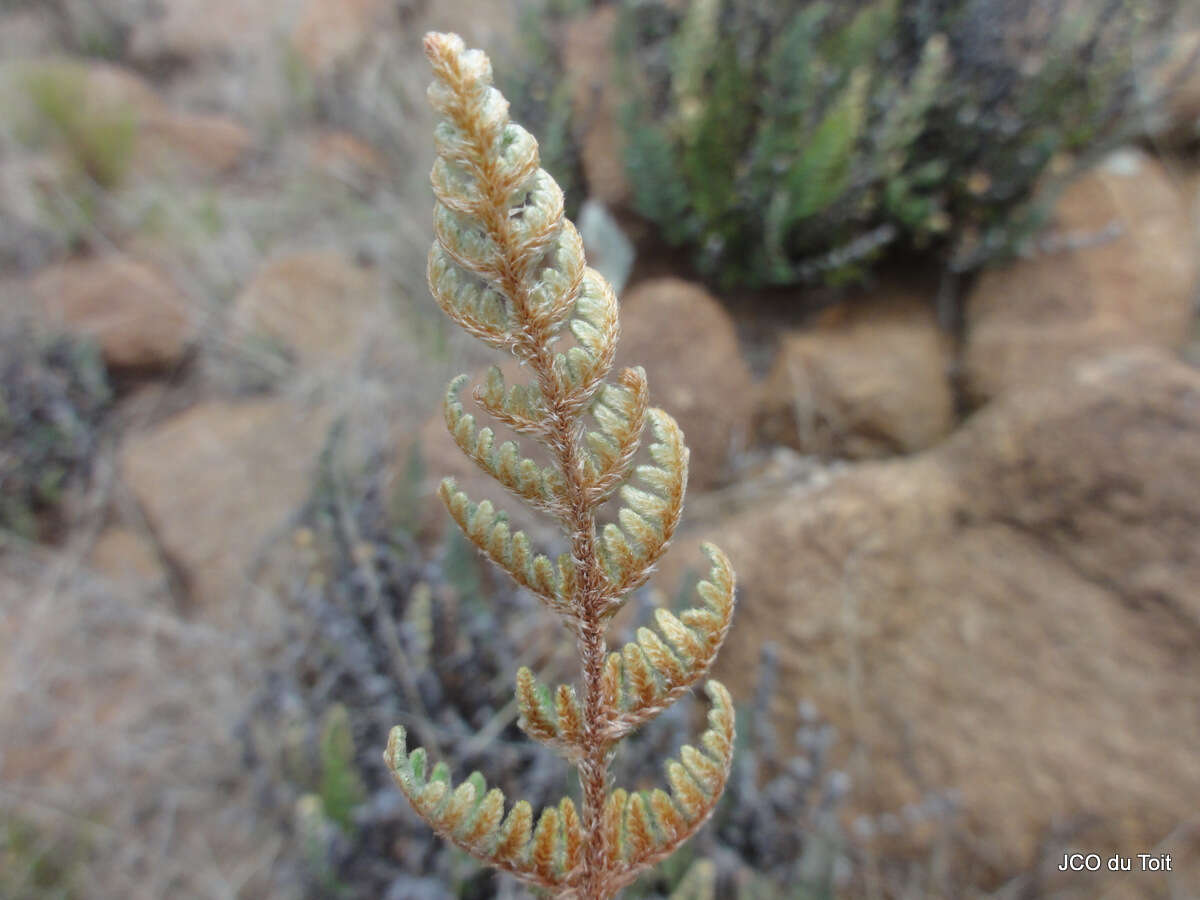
left=385, top=33, right=738, bottom=900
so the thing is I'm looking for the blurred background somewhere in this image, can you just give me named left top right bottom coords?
left=1, top=0, right=1198, bottom=897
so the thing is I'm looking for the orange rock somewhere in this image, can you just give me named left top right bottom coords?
left=230, top=251, right=382, bottom=366
left=660, top=346, right=1200, bottom=889
left=32, top=256, right=192, bottom=372
left=291, top=0, right=391, bottom=76
left=89, top=526, right=167, bottom=587
left=130, top=0, right=291, bottom=62
left=120, top=397, right=332, bottom=623
left=757, top=292, right=955, bottom=458
left=563, top=7, right=629, bottom=207
left=964, top=149, right=1198, bottom=403
left=306, top=130, right=388, bottom=186
left=617, top=278, right=755, bottom=491
left=139, top=111, right=253, bottom=175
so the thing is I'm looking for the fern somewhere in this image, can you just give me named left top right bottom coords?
left=384, top=33, right=738, bottom=899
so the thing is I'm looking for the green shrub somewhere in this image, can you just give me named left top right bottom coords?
left=530, top=0, right=1183, bottom=288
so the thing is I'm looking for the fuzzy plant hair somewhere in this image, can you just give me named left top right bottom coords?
left=383, top=32, right=738, bottom=899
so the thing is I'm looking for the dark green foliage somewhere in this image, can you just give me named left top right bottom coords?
left=0, top=326, right=111, bottom=540
left=610, top=0, right=1183, bottom=287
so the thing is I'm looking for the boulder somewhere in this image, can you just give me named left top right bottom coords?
left=120, top=397, right=332, bottom=624
left=138, top=111, right=253, bottom=175
left=32, top=256, right=193, bottom=372
left=305, top=130, right=388, bottom=189
left=757, top=294, right=955, bottom=458
left=963, top=149, right=1197, bottom=403
left=660, top=346, right=1200, bottom=890
left=129, top=0, right=291, bottom=63
left=1145, top=29, right=1200, bottom=145
left=291, top=0, right=391, bottom=77
left=0, top=8, right=57, bottom=60
left=229, top=251, right=383, bottom=367
left=1185, top=163, right=1200, bottom=247
left=60, top=59, right=166, bottom=120
left=617, top=278, right=755, bottom=492
left=563, top=6, right=629, bottom=208
left=0, top=57, right=166, bottom=142
left=88, top=525, right=168, bottom=591
left=3, top=59, right=252, bottom=180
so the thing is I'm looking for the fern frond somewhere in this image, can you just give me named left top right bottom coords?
left=523, top=217, right=587, bottom=339
left=385, top=726, right=584, bottom=889
left=444, top=375, right=568, bottom=517
left=515, top=666, right=585, bottom=757
left=601, top=681, right=736, bottom=893
left=474, top=364, right=553, bottom=439
left=582, top=367, right=649, bottom=506
left=428, top=245, right=518, bottom=352
left=438, top=479, right=572, bottom=614
left=550, top=268, right=620, bottom=416
left=395, top=33, right=740, bottom=898
left=505, top=167, right=566, bottom=276
left=599, top=409, right=689, bottom=599
left=602, top=544, right=735, bottom=739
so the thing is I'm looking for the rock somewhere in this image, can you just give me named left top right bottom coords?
left=756, top=294, right=955, bottom=458
left=617, top=278, right=754, bottom=492
left=66, top=59, right=167, bottom=120
left=120, top=397, right=332, bottom=624
left=1184, top=163, right=1200, bottom=246
left=129, top=0, right=292, bottom=63
left=563, top=7, right=629, bottom=208
left=88, top=525, right=168, bottom=590
left=138, top=111, right=253, bottom=175
left=305, top=130, right=388, bottom=188
left=660, top=346, right=1200, bottom=889
left=230, top=251, right=384, bottom=367
left=964, top=149, right=1198, bottom=403
left=0, top=8, right=57, bottom=60
left=291, top=0, right=391, bottom=77
left=3, top=59, right=252, bottom=180
left=32, top=256, right=193, bottom=372
left=1144, top=29, right=1200, bottom=145
left=578, top=200, right=635, bottom=296
left=0, top=58, right=166, bottom=139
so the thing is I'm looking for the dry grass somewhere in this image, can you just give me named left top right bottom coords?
left=0, top=536, right=290, bottom=897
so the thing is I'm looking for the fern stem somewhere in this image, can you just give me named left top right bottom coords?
left=531, top=351, right=613, bottom=899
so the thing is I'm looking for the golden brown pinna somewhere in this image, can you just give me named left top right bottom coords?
left=384, top=32, right=737, bottom=899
